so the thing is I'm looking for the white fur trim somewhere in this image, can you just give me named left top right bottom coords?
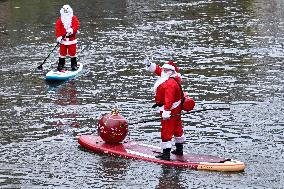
left=161, top=141, right=172, bottom=149
left=62, top=39, right=77, bottom=45
left=171, top=100, right=181, bottom=110
left=174, top=135, right=185, bottom=143
left=59, top=55, right=76, bottom=58
left=158, top=100, right=181, bottom=112
left=146, top=62, right=156, bottom=72
left=162, top=64, right=175, bottom=71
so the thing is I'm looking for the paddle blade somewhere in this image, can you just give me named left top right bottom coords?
left=37, top=64, right=43, bottom=70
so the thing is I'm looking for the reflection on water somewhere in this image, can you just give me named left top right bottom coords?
left=0, top=0, right=284, bottom=188
left=46, top=80, right=81, bottom=135
left=98, top=156, right=130, bottom=188
left=156, top=165, right=185, bottom=189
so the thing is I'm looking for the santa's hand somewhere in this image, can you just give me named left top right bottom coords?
left=56, top=36, right=63, bottom=43
left=143, top=56, right=151, bottom=67
left=66, top=28, right=73, bottom=36
left=162, top=110, right=171, bottom=120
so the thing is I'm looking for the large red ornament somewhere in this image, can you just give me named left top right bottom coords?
left=98, top=109, right=128, bottom=143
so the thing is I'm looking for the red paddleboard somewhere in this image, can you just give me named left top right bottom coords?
left=78, top=135, right=245, bottom=172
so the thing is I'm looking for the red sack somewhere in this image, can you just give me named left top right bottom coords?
left=182, top=93, right=195, bottom=112
left=170, top=78, right=195, bottom=112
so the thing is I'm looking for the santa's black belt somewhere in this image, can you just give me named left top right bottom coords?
left=152, top=103, right=163, bottom=108
left=65, top=34, right=75, bottom=38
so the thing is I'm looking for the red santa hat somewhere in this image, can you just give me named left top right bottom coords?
left=162, top=60, right=179, bottom=72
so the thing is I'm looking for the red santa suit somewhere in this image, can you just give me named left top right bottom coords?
left=147, top=61, right=184, bottom=149
left=56, top=5, right=79, bottom=58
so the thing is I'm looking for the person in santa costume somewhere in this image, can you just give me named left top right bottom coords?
left=143, top=57, right=185, bottom=160
left=56, top=4, right=80, bottom=71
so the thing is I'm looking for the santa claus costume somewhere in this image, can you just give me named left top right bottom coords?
left=144, top=58, right=185, bottom=160
left=56, top=4, right=80, bottom=71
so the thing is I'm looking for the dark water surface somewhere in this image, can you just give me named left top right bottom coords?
left=0, top=0, right=284, bottom=188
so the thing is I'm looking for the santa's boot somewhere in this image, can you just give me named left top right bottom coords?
left=71, top=57, right=78, bottom=71
left=171, top=143, right=183, bottom=155
left=155, top=148, right=171, bottom=161
left=57, top=57, right=65, bottom=71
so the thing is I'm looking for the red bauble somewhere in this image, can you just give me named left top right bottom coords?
left=98, top=110, right=128, bottom=143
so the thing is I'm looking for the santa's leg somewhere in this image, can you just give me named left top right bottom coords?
left=58, top=44, right=67, bottom=71
left=155, top=119, right=174, bottom=160
left=171, top=139, right=184, bottom=155
left=155, top=141, right=171, bottom=161
left=69, top=44, right=77, bottom=71
left=71, top=57, right=77, bottom=71
left=172, top=120, right=184, bottom=155
left=57, top=57, right=65, bottom=71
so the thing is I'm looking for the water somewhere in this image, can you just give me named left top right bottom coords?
left=0, top=0, right=284, bottom=188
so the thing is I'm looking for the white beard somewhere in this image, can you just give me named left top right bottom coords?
left=153, top=72, right=170, bottom=94
left=153, top=71, right=180, bottom=94
left=61, top=13, right=73, bottom=30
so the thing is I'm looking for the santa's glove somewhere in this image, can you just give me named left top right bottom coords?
left=56, top=36, right=63, bottom=43
left=143, top=56, right=151, bottom=67
left=162, top=110, right=171, bottom=120
left=66, top=28, right=73, bottom=36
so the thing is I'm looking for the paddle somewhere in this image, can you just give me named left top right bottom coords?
left=128, top=107, right=230, bottom=126
left=37, top=35, right=66, bottom=70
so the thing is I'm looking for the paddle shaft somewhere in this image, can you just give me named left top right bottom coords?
left=37, top=34, right=67, bottom=69
left=37, top=42, right=60, bottom=69
left=128, top=107, right=230, bottom=126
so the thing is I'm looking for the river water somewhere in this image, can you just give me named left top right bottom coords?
left=0, top=0, right=283, bottom=188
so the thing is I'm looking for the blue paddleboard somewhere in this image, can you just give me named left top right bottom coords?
left=45, top=62, right=83, bottom=81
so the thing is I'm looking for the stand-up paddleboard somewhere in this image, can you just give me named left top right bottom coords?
left=45, top=62, right=83, bottom=81
left=78, top=135, right=245, bottom=172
